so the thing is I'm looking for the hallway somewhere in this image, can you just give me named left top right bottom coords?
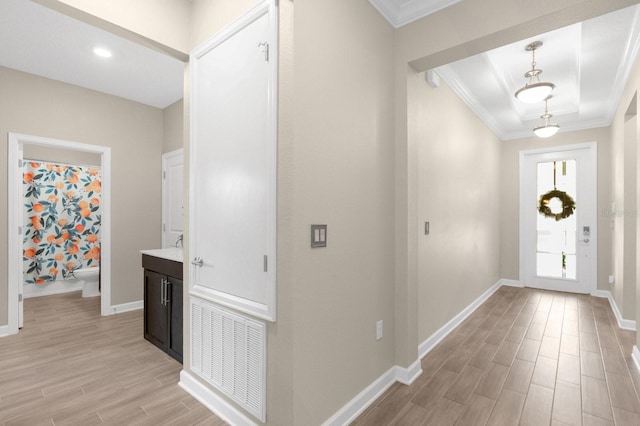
left=355, top=286, right=640, bottom=425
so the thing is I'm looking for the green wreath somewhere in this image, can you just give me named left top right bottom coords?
left=538, top=189, right=575, bottom=221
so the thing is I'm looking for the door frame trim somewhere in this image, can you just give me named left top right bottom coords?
left=7, top=132, right=112, bottom=335
left=161, top=148, right=183, bottom=249
left=189, top=0, right=278, bottom=322
left=518, top=141, right=598, bottom=294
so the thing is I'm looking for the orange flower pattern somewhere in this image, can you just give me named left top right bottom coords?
left=23, top=161, right=101, bottom=284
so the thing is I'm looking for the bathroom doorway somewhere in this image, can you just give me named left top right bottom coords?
left=7, top=132, right=112, bottom=334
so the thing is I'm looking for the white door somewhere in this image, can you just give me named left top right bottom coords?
left=162, top=149, right=183, bottom=248
left=521, top=143, right=597, bottom=293
left=18, top=144, right=24, bottom=328
left=190, top=3, right=277, bottom=321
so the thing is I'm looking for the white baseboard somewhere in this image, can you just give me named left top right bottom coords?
left=632, top=346, right=640, bottom=371
left=500, top=279, right=524, bottom=288
left=326, top=279, right=503, bottom=426
left=180, top=370, right=256, bottom=426
left=419, top=280, right=502, bottom=359
left=395, top=359, right=422, bottom=385
left=110, top=300, right=143, bottom=314
left=179, top=280, right=636, bottom=426
left=591, top=290, right=636, bottom=331
left=23, top=280, right=83, bottom=298
left=0, top=325, right=9, bottom=338
left=322, top=366, right=408, bottom=426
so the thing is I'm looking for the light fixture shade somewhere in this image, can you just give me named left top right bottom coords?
left=515, top=82, right=555, bottom=103
left=514, top=41, right=556, bottom=103
left=534, top=123, right=560, bottom=138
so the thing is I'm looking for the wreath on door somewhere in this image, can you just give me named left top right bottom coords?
left=538, top=189, right=575, bottom=221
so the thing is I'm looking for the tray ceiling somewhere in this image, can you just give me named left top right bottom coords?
left=435, top=4, right=640, bottom=140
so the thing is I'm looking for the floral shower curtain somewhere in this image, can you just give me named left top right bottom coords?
left=23, top=161, right=101, bottom=284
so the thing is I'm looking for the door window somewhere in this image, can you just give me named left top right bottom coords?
left=536, top=160, right=577, bottom=279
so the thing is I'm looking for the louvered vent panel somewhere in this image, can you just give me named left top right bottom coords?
left=190, top=297, right=266, bottom=422
left=211, top=309, right=222, bottom=385
left=191, top=304, right=202, bottom=372
left=246, top=324, right=263, bottom=415
left=202, top=306, right=212, bottom=379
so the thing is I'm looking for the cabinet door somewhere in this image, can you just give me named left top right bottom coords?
left=167, top=276, right=183, bottom=363
left=144, top=270, right=167, bottom=350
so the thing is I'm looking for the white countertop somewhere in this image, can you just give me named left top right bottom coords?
left=140, top=247, right=183, bottom=263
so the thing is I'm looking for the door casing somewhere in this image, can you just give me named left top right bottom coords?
left=7, top=132, right=112, bottom=335
left=519, top=142, right=598, bottom=294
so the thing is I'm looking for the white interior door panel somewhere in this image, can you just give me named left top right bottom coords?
left=190, top=2, right=277, bottom=321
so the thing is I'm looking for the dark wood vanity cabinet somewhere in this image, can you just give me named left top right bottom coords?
left=142, top=254, right=183, bottom=363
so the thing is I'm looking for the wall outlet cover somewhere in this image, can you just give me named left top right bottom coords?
left=376, top=320, right=383, bottom=341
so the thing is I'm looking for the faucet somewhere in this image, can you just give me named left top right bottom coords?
left=176, top=233, right=183, bottom=248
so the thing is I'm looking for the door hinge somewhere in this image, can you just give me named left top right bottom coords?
left=18, top=159, right=23, bottom=168
left=163, top=223, right=166, bottom=232
left=18, top=294, right=23, bottom=302
left=163, top=171, right=166, bottom=179
left=18, top=226, right=22, bottom=235
left=263, top=255, right=268, bottom=272
left=258, top=42, right=269, bottom=62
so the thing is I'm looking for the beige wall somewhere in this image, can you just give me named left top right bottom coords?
left=189, top=0, right=261, bottom=49
left=186, top=0, right=396, bottom=424
left=289, top=1, right=396, bottom=423
left=162, top=99, right=184, bottom=153
left=609, top=53, right=640, bottom=332
left=500, top=127, right=613, bottom=295
left=0, top=66, right=163, bottom=326
left=413, top=76, right=502, bottom=342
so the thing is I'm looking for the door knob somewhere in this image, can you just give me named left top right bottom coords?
left=191, top=257, right=204, bottom=267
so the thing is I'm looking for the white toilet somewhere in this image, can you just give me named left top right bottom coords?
left=75, top=267, right=100, bottom=297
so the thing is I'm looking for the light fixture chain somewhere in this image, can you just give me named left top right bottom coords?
left=531, top=47, right=536, bottom=71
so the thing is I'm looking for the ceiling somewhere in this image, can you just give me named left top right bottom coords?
left=436, top=4, right=640, bottom=140
left=1, top=0, right=638, bottom=141
left=0, top=0, right=184, bottom=109
left=369, top=0, right=640, bottom=141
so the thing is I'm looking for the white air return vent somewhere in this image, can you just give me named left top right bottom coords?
left=191, top=297, right=266, bottom=422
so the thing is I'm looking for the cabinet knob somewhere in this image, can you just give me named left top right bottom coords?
left=191, top=257, right=204, bottom=267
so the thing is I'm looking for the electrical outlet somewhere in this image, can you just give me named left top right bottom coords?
left=376, top=320, right=383, bottom=341
left=609, top=275, right=615, bottom=284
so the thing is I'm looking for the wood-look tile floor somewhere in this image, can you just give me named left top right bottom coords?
left=354, top=286, right=640, bottom=426
left=0, top=292, right=225, bottom=425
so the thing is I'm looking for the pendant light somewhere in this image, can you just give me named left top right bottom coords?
left=534, top=96, right=560, bottom=138
left=514, top=41, right=555, bottom=103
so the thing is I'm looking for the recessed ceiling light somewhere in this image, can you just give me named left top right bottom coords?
left=93, top=47, right=112, bottom=58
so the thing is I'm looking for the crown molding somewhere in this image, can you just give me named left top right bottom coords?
left=437, top=64, right=616, bottom=141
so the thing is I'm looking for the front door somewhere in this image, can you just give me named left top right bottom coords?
left=521, top=143, right=597, bottom=293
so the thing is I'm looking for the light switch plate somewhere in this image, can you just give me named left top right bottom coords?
left=311, top=225, right=327, bottom=248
